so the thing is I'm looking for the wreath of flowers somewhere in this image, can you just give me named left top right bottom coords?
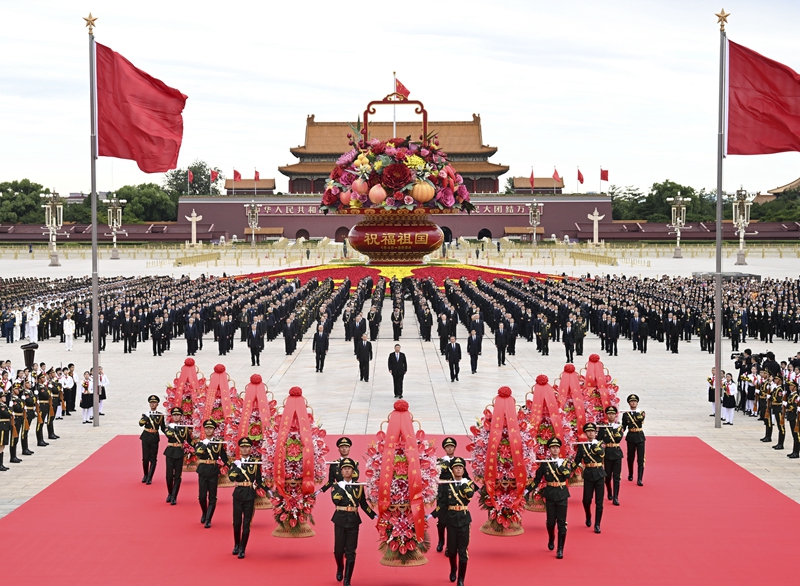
left=320, top=133, right=473, bottom=214
left=224, top=392, right=275, bottom=461
left=164, top=369, right=207, bottom=465
left=363, top=425, right=438, bottom=560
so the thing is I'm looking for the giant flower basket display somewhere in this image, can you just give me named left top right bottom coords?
left=554, top=363, right=594, bottom=486
left=261, top=387, right=329, bottom=538
left=522, top=375, right=571, bottom=512
left=196, top=364, right=240, bottom=488
left=467, top=387, right=536, bottom=536
left=164, top=358, right=206, bottom=471
left=580, top=354, right=621, bottom=425
left=320, top=94, right=473, bottom=265
left=364, top=400, right=438, bottom=566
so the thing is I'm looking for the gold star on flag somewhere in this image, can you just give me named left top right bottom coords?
left=715, top=8, right=730, bottom=31
left=83, top=13, right=98, bottom=34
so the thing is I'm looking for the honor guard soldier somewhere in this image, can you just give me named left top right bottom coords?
left=435, top=437, right=470, bottom=553
left=330, top=457, right=375, bottom=586
left=531, top=437, right=573, bottom=559
left=322, top=437, right=358, bottom=492
left=8, top=385, right=25, bottom=462
left=770, top=375, right=786, bottom=450
left=194, top=419, right=229, bottom=528
left=622, top=394, right=646, bottom=486
left=229, top=437, right=265, bottom=559
left=33, top=373, right=50, bottom=447
left=785, top=381, right=799, bottom=459
left=574, top=423, right=606, bottom=533
left=759, top=371, right=773, bottom=442
left=138, top=395, right=165, bottom=485
left=429, top=456, right=474, bottom=586
left=21, top=384, right=37, bottom=456
left=46, top=369, right=61, bottom=439
left=163, top=407, right=191, bottom=505
left=600, top=406, right=623, bottom=505
left=0, top=396, right=10, bottom=471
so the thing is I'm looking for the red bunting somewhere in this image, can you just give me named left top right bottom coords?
left=484, top=387, right=527, bottom=511
left=528, top=375, right=566, bottom=457
left=273, top=387, right=316, bottom=497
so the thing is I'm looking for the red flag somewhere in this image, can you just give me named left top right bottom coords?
left=395, top=78, right=410, bottom=98
left=233, top=170, right=242, bottom=182
left=728, top=40, right=800, bottom=155
left=552, top=168, right=561, bottom=182
left=96, top=43, right=187, bottom=173
left=529, top=169, right=535, bottom=190
left=187, top=170, right=193, bottom=183
left=210, top=170, right=219, bottom=182
left=254, top=170, right=260, bottom=181
left=577, top=169, right=584, bottom=184
left=600, top=169, right=609, bottom=182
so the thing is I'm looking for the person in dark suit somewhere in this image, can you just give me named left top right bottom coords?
left=420, top=307, right=433, bottom=342
left=330, top=458, right=375, bottom=585
left=438, top=314, right=450, bottom=355
left=151, top=317, right=163, bottom=356
left=574, top=317, right=585, bottom=356
left=469, top=314, right=485, bottom=340
left=351, top=313, right=367, bottom=355
left=283, top=315, right=296, bottom=355
left=506, top=318, right=518, bottom=355
left=607, top=316, right=620, bottom=356
left=538, top=316, right=551, bottom=356
left=185, top=316, right=199, bottom=356
left=391, top=308, right=403, bottom=341
left=495, top=323, right=508, bottom=366
left=638, top=317, right=649, bottom=353
left=247, top=324, right=264, bottom=366
left=312, top=325, right=329, bottom=373
left=467, top=329, right=482, bottom=374
left=356, top=333, right=372, bottom=382
left=563, top=321, right=575, bottom=363
left=668, top=316, right=680, bottom=354
left=445, top=335, right=461, bottom=382
left=387, top=344, right=408, bottom=398
left=122, top=313, right=135, bottom=354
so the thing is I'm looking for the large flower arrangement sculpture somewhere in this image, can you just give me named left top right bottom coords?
left=554, top=364, right=596, bottom=485
left=320, top=134, right=474, bottom=214
left=164, top=358, right=206, bottom=469
left=193, top=364, right=240, bottom=483
left=364, top=400, right=438, bottom=566
left=262, top=387, right=329, bottom=538
left=230, top=374, right=276, bottom=464
left=580, top=354, right=621, bottom=424
left=467, top=386, right=536, bottom=536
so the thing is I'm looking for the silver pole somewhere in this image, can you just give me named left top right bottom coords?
left=90, top=30, right=101, bottom=427
left=714, top=21, right=727, bottom=430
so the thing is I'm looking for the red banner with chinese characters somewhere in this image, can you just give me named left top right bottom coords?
left=484, top=387, right=527, bottom=510
left=584, top=354, right=614, bottom=411
left=237, top=374, right=273, bottom=444
left=556, top=364, right=588, bottom=441
left=175, top=358, right=203, bottom=405
left=528, top=375, right=566, bottom=456
left=273, top=387, right=315, bottom=497
left=203, top=364, right=235, bottom=422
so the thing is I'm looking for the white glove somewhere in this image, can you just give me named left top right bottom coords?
left=459, top=478, right=469, bottom=485
left=337, top=480, right=347, bottom=489
left=426, top=513, right=433, bottom=520
left=313, top=489, right=321, bottom=497
left=168, top=423, right=176, bottom=429
left=783, top=402, right=788, bottom=406
left=234, top=459, right=242, bottom=467
left=202, top=439, right=210, bottom=445
left=33, top=390, right=38, bottom=396
left=442, top=456, right=451, bottom=462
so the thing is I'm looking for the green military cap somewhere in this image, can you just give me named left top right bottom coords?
left=450, top=456, right=466, bottom=468
left=336, top=437, right=352, bottom=448
left=339, top=457, right=357, bottom=469
left=170, top=407, right=182, bottom=416
left=238, top=437, right=252, bottom=447
left=148, top=395, right=160, bottom=403
left=583, top=422, right=597, bottom=433
left=202, top=419, right=216, bottom=429
left=547, top=437, right=563, bottom=448
left=442, top=437, right=457, bottom=448
left=605, top=405, right=618, bottom=414
left=627, top=394, right=640, bottom=403
left=788, top=380, right=797, bottom=388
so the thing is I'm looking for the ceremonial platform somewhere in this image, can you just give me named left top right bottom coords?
left=1, top=434, right=797, bottom=585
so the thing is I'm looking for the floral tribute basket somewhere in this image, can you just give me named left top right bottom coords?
left=580, top=354, right=621, bottom=425
left=363, top=400, right=438, bottom=566
left=229, top=374, right=276, bottom=509
left=554, top=364, right=595, bottom=486
left=164, top=358, right=206, bottom=472
left=467, top=387, right=536, bottom=536
left=261, top=387, right=329, bottom=538
left=195, top=364, right=240, bottom=488
left=522, top=375, right=572, bottom=512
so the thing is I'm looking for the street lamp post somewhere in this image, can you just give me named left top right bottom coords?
left=733, top=186, right=756, bottom=266
left=245, top=200, right=259, bottom=255
left=526, top=199, right=544, bottom=246
left=40, top=190, right=65, bottom=266
left=102, top=194, right=127, bottom=259
left=666, top=191, right=691, bottom=258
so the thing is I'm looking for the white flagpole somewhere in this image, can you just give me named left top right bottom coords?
left=233, top=169, right=235, bottom=197
left=254, top=168, right=257, bottom=198
left=87, top=15, right=101, bottom=427
left=393, top=71, right=396, bottom=138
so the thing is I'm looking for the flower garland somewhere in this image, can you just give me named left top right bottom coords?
left=320, top=134, right=473, bottom=214
left=164, top=367, right=207, bottom=465
left=520, top=387, right=574, bottom=495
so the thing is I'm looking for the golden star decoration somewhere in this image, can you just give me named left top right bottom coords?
left=83, top=13, right=98, bottom=34
left=716, top=8, right=730, bottom=31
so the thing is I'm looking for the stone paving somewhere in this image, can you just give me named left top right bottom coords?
left=1, top=253, right=799, bottom=518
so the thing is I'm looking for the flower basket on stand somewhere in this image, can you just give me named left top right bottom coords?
left=196, top=364, right=240, bottom=488
left=522, top=375, right=572, bottom=511
left=262, top=387, right=328, bottom=538
left=580, top=354, right=621, bottom=425
left=229, top=374, right=276, bottom=508
left=467, top=387, right=535, bottom=536
left=364, top=400, right=438, bottom=566
left=555, top=364, right=593, bottom=487
left=164, top=358, right=206, bottom=472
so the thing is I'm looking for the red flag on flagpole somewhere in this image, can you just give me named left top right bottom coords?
left=600, top=169, right=609, bottom=182
left=233, top=170, right=242, bottom=182
left=529, top=169, right=535, bottom=190
left=577, top=169, right=584, bottom=184
left=727, top=40, right=800, bottom=155
left=96, top=43, right=187, bottom=173
left=552, top=169, right=561, bottom=182
left=254, top=170, right=260, bottom=181
left=187, top=170, right=193, bottom=183
left=210, top=170, right=219, bottom=182
left=395, top=78, right=410, bottom=98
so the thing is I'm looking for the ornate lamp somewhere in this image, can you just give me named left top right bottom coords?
left=666, top=191, right=691, bottom=258
left=40, top=190, right=65, bottom=266
left=102, top=194, right=127, bottom=259
left=732, top=186, right=757, bottom=265
left=245, top=200, right=259, bottom=252
left=526, top=199, right=544, bottom=246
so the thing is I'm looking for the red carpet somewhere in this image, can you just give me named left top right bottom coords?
left=2, top=436, right=798, bottom=584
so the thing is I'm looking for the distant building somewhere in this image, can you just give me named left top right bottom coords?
left=224, top=179, right=275, bottom=196
left=511, top=177, right=565, bottom=195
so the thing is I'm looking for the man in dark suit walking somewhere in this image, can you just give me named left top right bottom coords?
left=122, top=313, right=135, bottom=354
left=312, top=325, right=329, bottom=373
left=387, top=344, right=408, bottom=398
left=495, top=323, right=508, bottom=366
left=351, top=313, right=367, bottom=355
left=563, top=320, right=575, bottom=363
left=356, top=333, right=373, bottom=382
left=445, top=335, right=462, bottom=382
left=247, top=323, right=264, bottom=366
left=185, top=316, right=199, bottom=356
left=607, top=316, right=620, bottom=356
left=438, top=314, right=450, bottom=355
left=638, top=317, right=649, bottom=353
left=467, top=329, right=482, bottom=374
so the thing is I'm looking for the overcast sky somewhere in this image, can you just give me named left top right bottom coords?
left=2, top=0, right=799, bottom=197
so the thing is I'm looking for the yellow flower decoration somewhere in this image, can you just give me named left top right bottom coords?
left=404, top=155, right=425, bottom=170
left=374, top=160, right=383, bottom=171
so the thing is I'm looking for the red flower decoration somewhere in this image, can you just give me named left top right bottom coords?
left=381, top=163, right=413, bottom=190
left=589, top=354, right=600, bottom=363
left=214, top=364, right=225, bottom=373
left=289, top=386, right=302, bottom=397
left=287, top=443, right=302, bottom=458
left=394, top=460, right=409, bottom=476
left=387, top=137, right=407, bottom=147
left=564, top=364, right=576, bottom=373
left=250, top=374, right=262, bottom=384
left=184, top=358, right=195, bottom=366
left=321, top=189, right=339, bottom=206
left=394, top=400, right=409, bottom=412
left=329, top=166, right=344, bottom=181
left=536, top=374, right=549, bottom=385
left=498, top=386, right=512, bottom=398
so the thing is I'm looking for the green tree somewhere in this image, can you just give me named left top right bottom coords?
left=0, top=179, right=48, bottom=223
left=117, top=183, right=177, bottom=222
left=63, top=194, right=108, bottom=224
left=164, top=159, right=223, bottom=197
left=503, top=176, right=515, bottom=194
left=750, top=189, right=800, bottom=222
left=608, top=184, right=645, bottom=220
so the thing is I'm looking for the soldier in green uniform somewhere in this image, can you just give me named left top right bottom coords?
left=758, top=370, right=772, bottom=441
left=321, top=437, right=357, bottom=492
left=45, top=368, right=61, bottom=439
left=531, top=437, right=574, bottom=559
left=21, top=382, right=37, bottom=456
left=435, top=436, right=470, bottom=553
left=138, top=395, right=165, bottom=485
left=600, top=406, right=623, bottom=506
left=430, top=456, right=474, bottom=586
left=330, top=457, right=375, bottom=586
left=770, top=375, right=786, bottom=450
left=194, top=419, right=229, bottom=528
left=163, top=407, right=191, bottom=505
left=785, top=380, right=799, bottom=459
left=574, top=422, right=606, bottom=533
left=8, top=384, right=25, bottom=462
left=33, top=373, right=50, bottom=447
left=229, top=437, right=264, bottom=559
left=0, top=394, right=10, bottom=471
left=622, top=394, right=646, bottom=486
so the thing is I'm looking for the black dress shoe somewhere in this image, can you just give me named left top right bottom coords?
left=637, top=480, right=643, bottom=486
left=613, top=497, right=619, bottom=506
left=166, top=496, right=172, bottom=503
left=146, top=479, right=152, bottom=485
left=48, top=435, right=59, bottom=440
left=628, top=475, right=633, bottom=481
left=22, top=450, right=34, bottom=455
left=594, top=525, right=601, bottom=534
left=10, top=457, right=22, bottom=463
left=585, top=517, right=591, bottom=527
left=232, top=546, right=240, bottom=556
left=238, top=551, right=245, bottom=559
left=142, top=476, right=147, bottom=483
left=436, top=542, right=444, bottom=553
left=37, top=442, right=48, bottom=447
left=204, top=521, right=212, bottom=528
